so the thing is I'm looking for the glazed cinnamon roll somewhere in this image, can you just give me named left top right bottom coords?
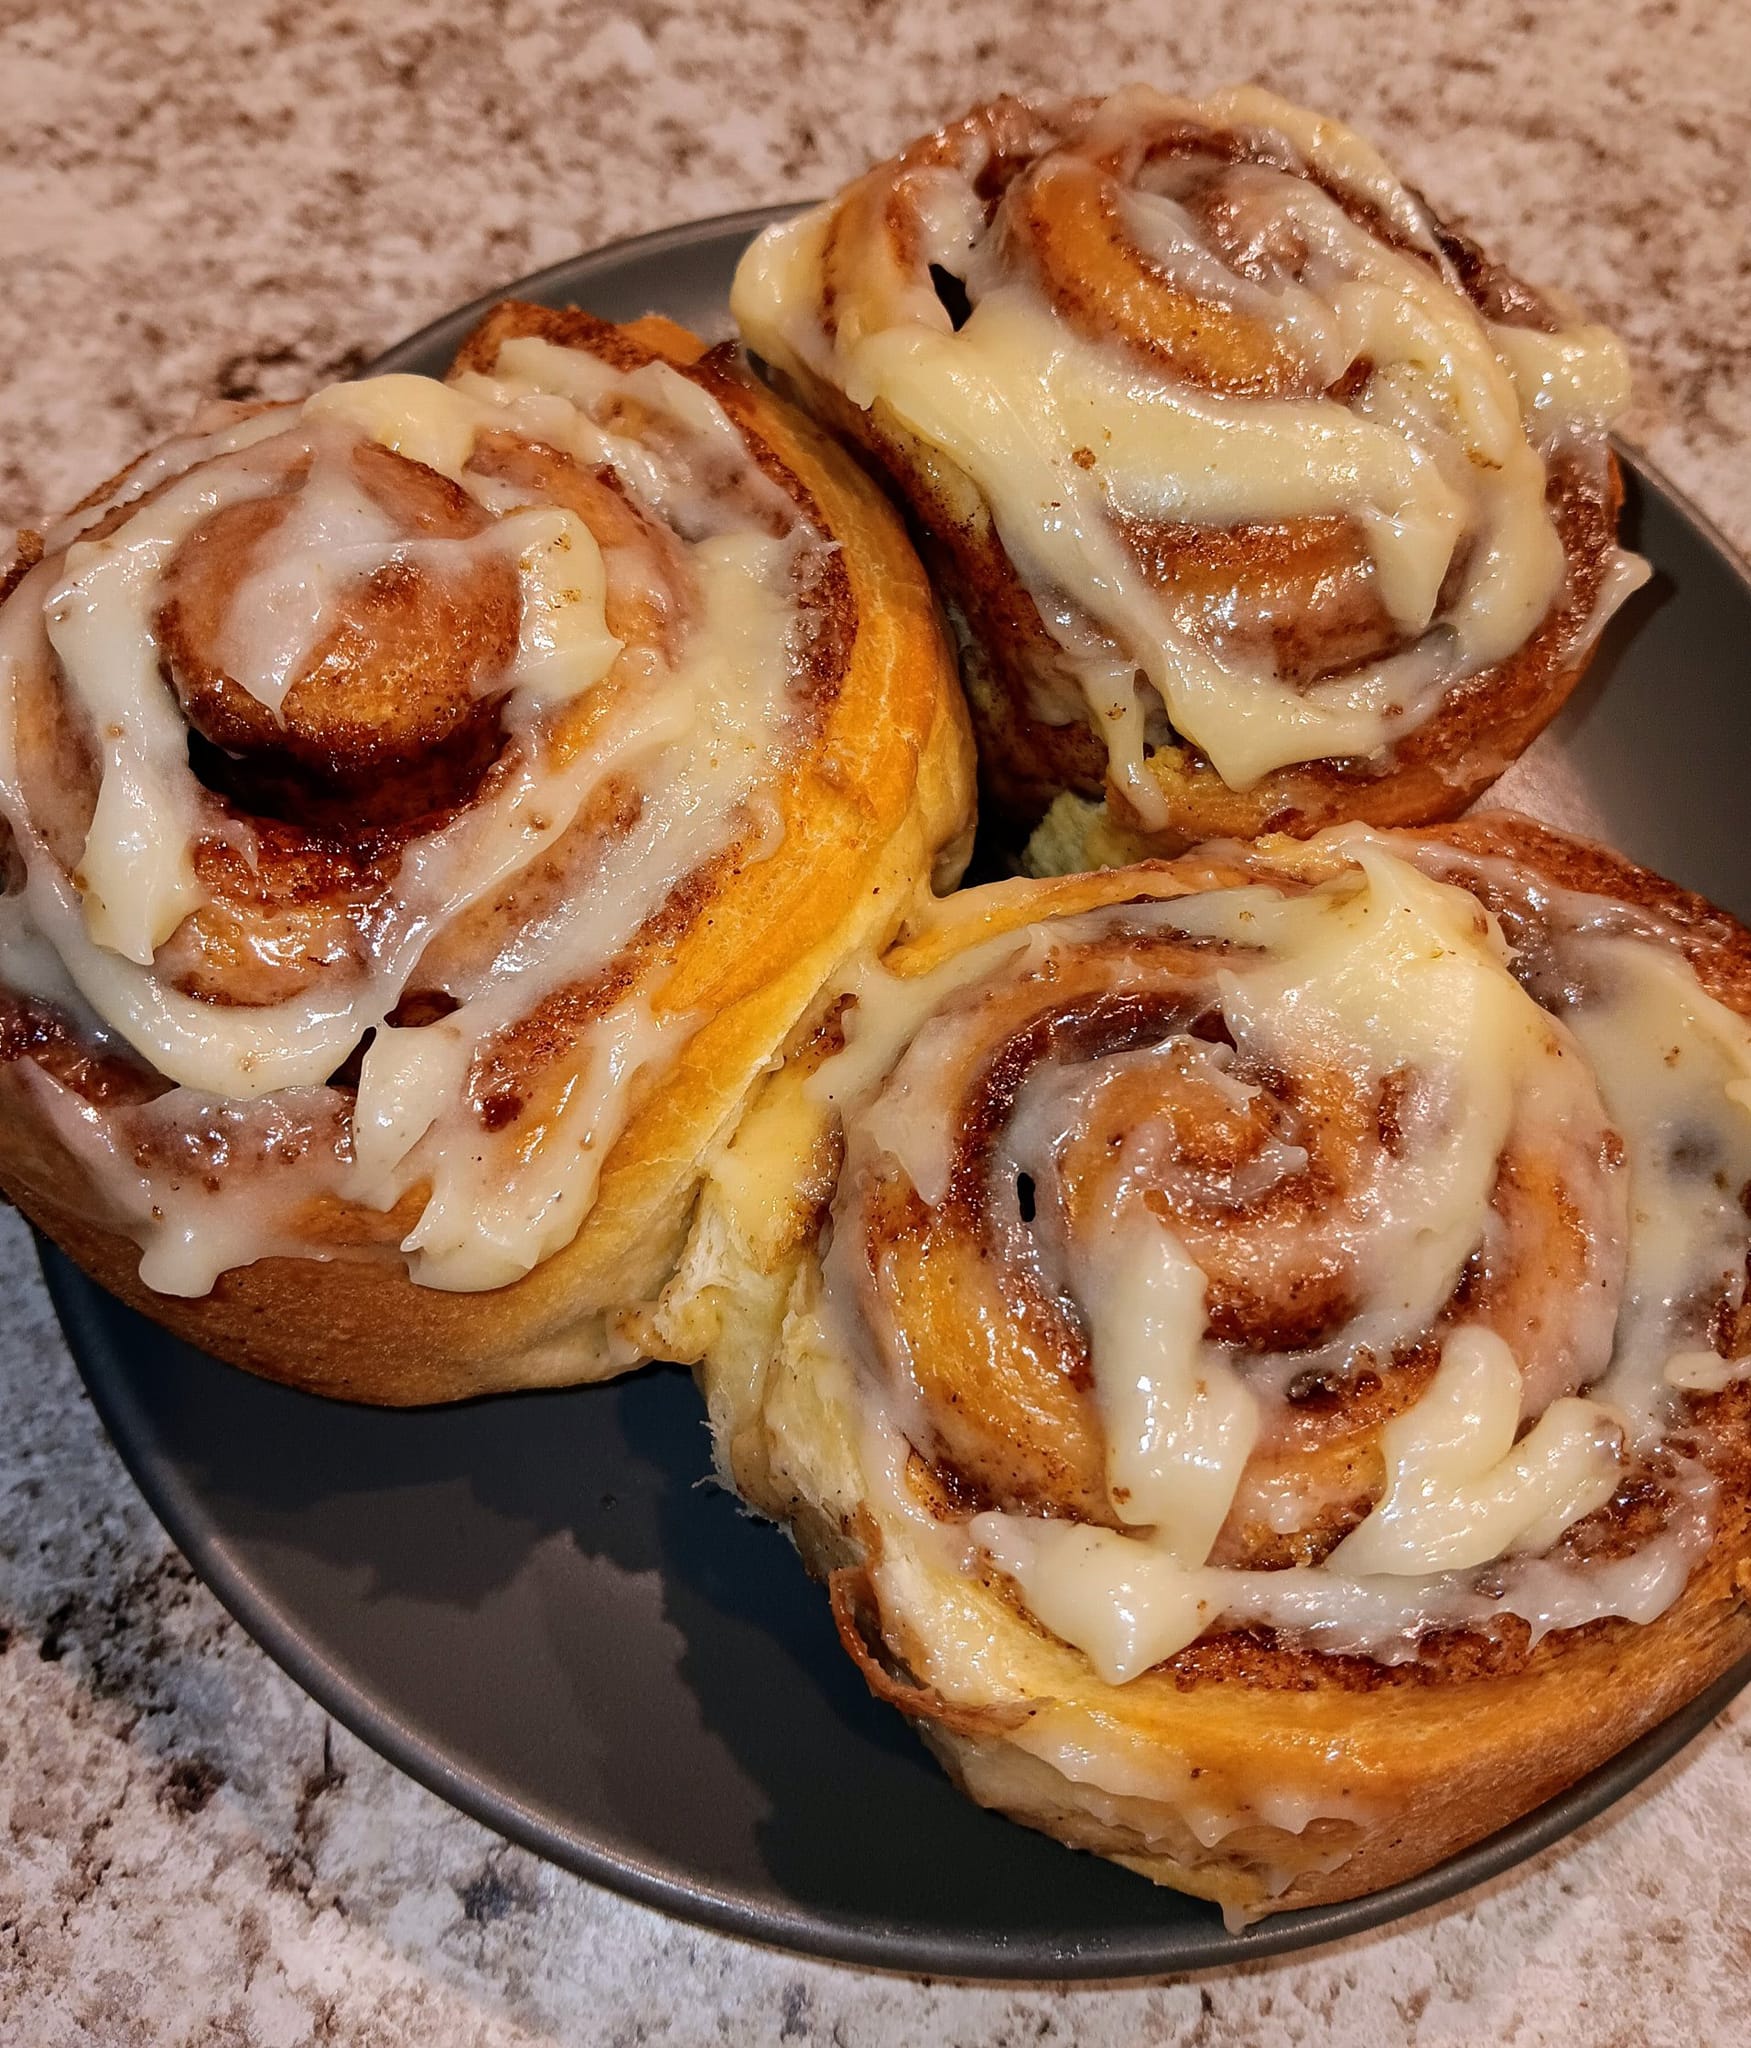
left=0, top=304, right=972, bottom=1401
left=732, top=88, right=1646, bottom=861
left=650, top=816, right=1751, bottom=1917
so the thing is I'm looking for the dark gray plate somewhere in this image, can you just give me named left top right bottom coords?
left=49, top=209, right=1751, bottom=1982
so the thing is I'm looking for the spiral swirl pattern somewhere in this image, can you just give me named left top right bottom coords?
left=733, top=87, right=1644, bottom=855
left=0, top=304, right=970, bottom=1396
left=674, top=817, right=1751, bottom=1913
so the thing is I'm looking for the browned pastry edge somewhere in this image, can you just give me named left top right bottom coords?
left=0, top=308, right=974, bottom=1403
left=838, top=1462, right=1751, bottom=1914
left=749, top=80, right=1630, bottom=859
left=724, top=817, right=1751, bottom=1913
left=770, top=342, right=1625, bottom=858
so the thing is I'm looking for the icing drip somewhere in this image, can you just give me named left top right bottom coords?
left=1324, top=1327, right=1620, bottom=1575
left=46, top=524, right=213, bottom=964
left=733, top=85, right=1642, bottom=817
left=1559, top=932, right=1751, bottom=1438
left=208, top=423, right=413, bottom=714
left=1076, top=1217, right=1259, bottom=1563
left=0, top=341, right=829, bottom=1293
left=814, top=836, right=1745, bottom=1672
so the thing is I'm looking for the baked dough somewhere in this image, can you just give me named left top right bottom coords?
left=0, top=305, right=973, bottom=1401
left=650, top=814, right=1751, bottom=1918
left=733, top=88, right=1643, bottom=858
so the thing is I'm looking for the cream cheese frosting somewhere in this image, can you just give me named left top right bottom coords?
left=805, top=835, right=1751, bottom=1674
left=734, top=85, right=1643, bottom=822
left=0, top=343, right=832, bottom=1293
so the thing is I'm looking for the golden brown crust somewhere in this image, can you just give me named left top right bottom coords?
left=777, top=338, right=1623, bottom=859
left=158, top=441, right=521, bottom=816
left=924, top=1474, right=1750, bottom=1912
left=745, top=90, right=1632, bottom=856
left=681, top=817, right=1751, bottom=1914
left=0, top=307, right=975, bottom=1402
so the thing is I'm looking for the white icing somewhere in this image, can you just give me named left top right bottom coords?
left=1078, top=1215, right=1259, bottom=1561
left=733, top=85, right=1640, bottom=813
left=303, top=373, right=499, bottom=479
left=1168, top=851, right=1574, bottom=1353
left=1324, top=1326, right=1619, bottom=1575
left=0, top=338, right=826, bottom=1294
left=44, top=528, right=210, bottom=963
left=350, top=1019, right=471, bottom=1195
left=382, top=526, right=808, bottom=1292
left=1560, top=929, right=1751, bottom=1442
left=41, top=404, right=299, bottom=554
left=398, top=997, right=676, bottom=1292
left=208, top=424, right=407, bottom=714
left=499, top=506, right=622, bottom=701
left=19, top=1059, right=353, bottom=1298
left=815, top=834, right=1744, bottom=1674
left=972, top=1514, right=1217, bottom=1685
left=1666, top=1350, right=1751, bottom=1393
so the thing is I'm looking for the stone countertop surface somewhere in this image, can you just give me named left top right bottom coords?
left=3, top=2, right=1750, bottom=2041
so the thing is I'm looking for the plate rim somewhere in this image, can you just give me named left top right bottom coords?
left=47, top=204, right=1751, bottom=1983
left=55, top=1242, right=1751, bottom=1983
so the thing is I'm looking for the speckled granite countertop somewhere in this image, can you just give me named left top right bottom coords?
left=3, top=3, right=1750, bottom=2042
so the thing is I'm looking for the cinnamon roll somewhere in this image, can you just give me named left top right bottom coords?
left=0, top=304, right=973, bottom=1401
left=649, top=816, right=1751, bottom=1917
left=732, top=88, right=1646, bottom=861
